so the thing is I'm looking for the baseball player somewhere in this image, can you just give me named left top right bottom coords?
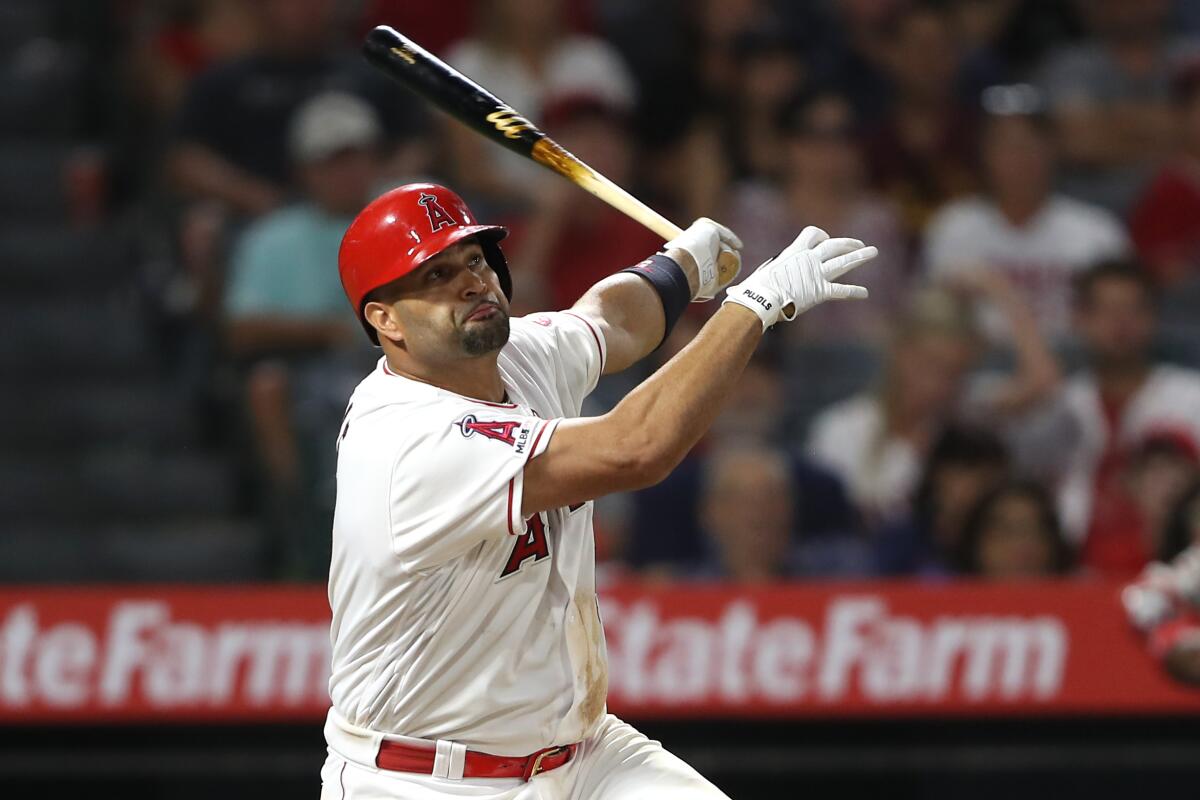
left=321, top=182, right=877, bottom=799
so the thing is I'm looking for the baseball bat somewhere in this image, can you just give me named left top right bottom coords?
left=362, top=25, right=740, bottom=289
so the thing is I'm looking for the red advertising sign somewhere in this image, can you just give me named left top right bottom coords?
left=0, top=581, right=1197, bottom=723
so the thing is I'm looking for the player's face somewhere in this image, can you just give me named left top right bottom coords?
left=387, top=240, right=511, bottom=360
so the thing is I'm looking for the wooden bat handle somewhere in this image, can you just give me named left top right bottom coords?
left=531, top=139, right=739, bottom=286
left=531, top=139, right=797, bottom=317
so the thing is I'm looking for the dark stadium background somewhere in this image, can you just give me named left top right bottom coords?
left=3, top=1, right=1200, bottom=798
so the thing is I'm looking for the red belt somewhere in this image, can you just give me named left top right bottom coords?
left=376, top=739, right=579, bottom=781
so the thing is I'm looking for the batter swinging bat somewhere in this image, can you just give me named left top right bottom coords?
left=362, top=25, right=740, bottom=288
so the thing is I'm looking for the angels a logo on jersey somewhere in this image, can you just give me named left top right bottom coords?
left=418, top=192, right=456, bottom=233
left=499, top=513, right=551, bottom=579
left=455, top=415, right=530, bottom=451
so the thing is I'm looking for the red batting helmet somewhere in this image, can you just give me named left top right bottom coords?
left=338, top=183, right=511, bottom=344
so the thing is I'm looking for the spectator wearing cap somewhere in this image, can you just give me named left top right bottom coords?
left=924, top=84, right=1129, bottom=345
left=225, top=92, right=383, bottom=358
left=443, top=0, right=635, bottom=211
left=1130, top=60, right=1200, bottom=286
left=1055, top=261, right=1200, bottom=576
left=806, top=284, right=1060, bottom=529
left=168, top=0, right=427, bottom=217
left=222, top=91, right=385, bottom=578
left=725, top=92, right=908, bottom=344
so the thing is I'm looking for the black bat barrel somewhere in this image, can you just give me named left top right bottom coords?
left=363, top=26, right=546, bottom=158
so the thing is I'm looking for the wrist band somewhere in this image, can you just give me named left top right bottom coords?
left=619, top=254, right=691, bottom=346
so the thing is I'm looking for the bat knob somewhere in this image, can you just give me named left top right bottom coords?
left=716, top=250, right=739, bottom=287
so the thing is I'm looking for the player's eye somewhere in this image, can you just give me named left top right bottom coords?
left=426, top=267, right=444, bottom=282
left=468, top=254, right=484, bottom=270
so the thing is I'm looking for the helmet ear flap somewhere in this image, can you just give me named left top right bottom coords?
left=480, top=236, right=512, bottom=300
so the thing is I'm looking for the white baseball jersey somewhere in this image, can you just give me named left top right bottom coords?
left=327, top=311, right=609, bottom=756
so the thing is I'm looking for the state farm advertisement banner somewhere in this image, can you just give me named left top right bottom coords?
left=1, top=581, right=1199, bottom=723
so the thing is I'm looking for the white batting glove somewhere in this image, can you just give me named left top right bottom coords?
left=722, top=226, right=878, bottom=331
left=664, top=217, right=744, bottom=302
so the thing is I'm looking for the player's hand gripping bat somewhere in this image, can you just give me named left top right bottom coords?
left=362, top=25, right=741, bottom=292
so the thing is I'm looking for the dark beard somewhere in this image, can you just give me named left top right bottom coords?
left=461, top=311, right=510, bottom=356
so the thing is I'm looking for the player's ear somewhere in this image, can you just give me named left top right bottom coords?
left=364, top=300, right=406, bottom=345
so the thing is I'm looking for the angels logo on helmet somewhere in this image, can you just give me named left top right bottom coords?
left=418, top=191, right=457, bottom=233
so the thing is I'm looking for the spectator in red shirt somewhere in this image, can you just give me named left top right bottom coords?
left=1056, top=262, right=1200, bottom=576
left=1129, top=61, right=1200, bottom=285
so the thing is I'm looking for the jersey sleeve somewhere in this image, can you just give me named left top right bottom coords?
left=387, top=407, right=560, bottom=570
left=511, top=312, right=607, bottom=414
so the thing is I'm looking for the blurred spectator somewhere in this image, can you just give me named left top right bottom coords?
left=696, top=444, right=870, bottom=581
left=627, top=350, right=860, bottom=575
left=925, top=84, right=1129, bottom=343
left=224, top=93, right=380, bottom=358
left=1129, top=61, right=1200, bottom=286
left=169, top=0, right=427, bottom=217
left=1175, top=0, right=1200, bottom=37
left=1057, top=261, right=1200, bottom=577
left=721, top=28, right=809, bottom=183
left=505, top=92, right=661, bottom=313
left=638, top=0, right=802, bottom=221
left=725, top=92, right=909, bottom=343
left=947, top=0, right=1018, bottom=97
left=1035, top=0, right=1199, bottom=213
left=1161, top=479, right=1200, bottom=563
left=954, top=480, right=1072, bottom=578
left=875, top=425, right=1011, bottom=577
left=807, top=283, right=1059, bottom=527
left=444, top=0, right=635, bottom=210
left=812, top=0, right=902, bottom=124
left=985, top=0, right=1084, bottom=77
left=861, top=1, right=979, bottom=244
left=1126, top=434, right=1200, bottom=563
left=223, top=91, right=383, bottom=577
left=697, top=444, right=795, bottom=581
left=129, top=0, right=259, bottom=124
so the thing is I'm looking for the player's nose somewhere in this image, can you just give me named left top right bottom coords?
left=458, top=267, right=487, bottom=298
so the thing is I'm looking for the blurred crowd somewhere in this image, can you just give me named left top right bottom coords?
left=53, top=0, right=1200, bottom=583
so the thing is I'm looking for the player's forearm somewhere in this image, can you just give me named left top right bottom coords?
left=574, top=273, right=665, bottom=373
left=575, top=246, right=703, bottom=374
left=604, top=303, right=763, bottom=483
